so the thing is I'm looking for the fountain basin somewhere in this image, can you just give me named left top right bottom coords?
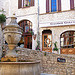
left=0, top=61, right=40, bottom=75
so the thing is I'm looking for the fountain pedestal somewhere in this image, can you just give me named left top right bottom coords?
left=0, top=61, right=40, bottom=75
left=1, top=16, right=22, bottom=62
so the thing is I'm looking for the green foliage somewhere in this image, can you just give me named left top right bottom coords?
left=44, top=52, right=47, bottom=56
left=53, top=47, right=58, bottom=51
left=53, top=41, right=58, bottom=51
left=36, top=41, right=40, bottom=50
left=25, top=4, right=28, bottom=7
left=0, top=14, right=6, bottom=23
left=15, top=50, right=19, bottom=53
left=29, top=31, right=34, bottom=35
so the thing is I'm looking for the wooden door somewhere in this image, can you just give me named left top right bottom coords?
left=42, top=34, right=52, bottom=52
left=24, top=35, right=32, bottom=49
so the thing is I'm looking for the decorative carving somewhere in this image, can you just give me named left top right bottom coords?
left=2, top=16, right=22, bottom=61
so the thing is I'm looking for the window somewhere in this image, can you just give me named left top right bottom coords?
left=18, top=0, right=34, bottom=8
left=46, top=0, right=61, bottom=13
left=51, top=0, right=57, bottom=12
left=60, top=31, right=75, bottom=48
left=18, top=20, right=32, bottom=33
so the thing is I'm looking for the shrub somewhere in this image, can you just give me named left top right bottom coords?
left=0, top=14, right=6, bottom=23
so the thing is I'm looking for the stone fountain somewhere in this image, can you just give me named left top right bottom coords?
left=0, top=16, right=40, bottom=75
left=1, top=16, right=22, bottom=61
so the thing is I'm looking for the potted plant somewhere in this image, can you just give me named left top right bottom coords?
left=25, top=4, right=28, bottom=7
left=53, top=41, right=58, bottom=54
left=26, top=29, right=34, bottom=35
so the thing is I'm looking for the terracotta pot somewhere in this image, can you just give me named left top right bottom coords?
left=33, top=34, right=36, bottom=40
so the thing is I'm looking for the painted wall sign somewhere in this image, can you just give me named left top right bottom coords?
left=50, top=20, right=75, bottom=25
left=40, top=19, right=75, bottom=27
left=57, top=58, right=66, bottom=62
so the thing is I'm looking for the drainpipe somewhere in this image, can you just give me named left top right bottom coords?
left=37, top=0, right=40, bottom=48
left=37, top=0, right=39, bottom=36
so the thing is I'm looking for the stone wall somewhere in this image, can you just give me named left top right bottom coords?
left=16, top=48, right=75, bottom=75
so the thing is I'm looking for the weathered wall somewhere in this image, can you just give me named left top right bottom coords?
left=39, top=10, right=75, bottom=24
left=17, top=48, right=75, bottom=75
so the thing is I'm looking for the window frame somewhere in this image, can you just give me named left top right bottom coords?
left=18, top=0, right=34, bottom=9
left=60, top=31, right=75, bottom=48
left=51, top=0, right=58, bottom=12
left=46, top=0, right=61, bottom=13
left=18, top=20, right=33, bottom=34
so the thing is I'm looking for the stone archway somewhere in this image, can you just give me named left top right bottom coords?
left=18, top=20, right=33, bottom=49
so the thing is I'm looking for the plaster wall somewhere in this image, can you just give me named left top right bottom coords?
left=39, top=0, right=71, bottom=14
left=4, top=0, right=39, bottom=50
left=17, top=14, right=38, bottom=50
left=4, top=0, right=38, bottom=17
left=0, top=0, right=6, bottom=9
left=39, top=0, right=46, bottom=14
left=4, top=0, right=72, bottom=16
left=61, top=0, right=70, bottom=11
left=39, top=10, right=75, bottom=24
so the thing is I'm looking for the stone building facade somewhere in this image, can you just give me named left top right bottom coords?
left=0, top=0, right=75, bottom=54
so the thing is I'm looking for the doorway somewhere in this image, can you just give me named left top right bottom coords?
left=24, top=35, right=32, bottom=49
left=42, top=30, right=52, bottom=52
left=18, top=20, right=32, bottom=49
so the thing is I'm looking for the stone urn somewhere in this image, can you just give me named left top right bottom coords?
left=2, top=16, right=22, bottom=61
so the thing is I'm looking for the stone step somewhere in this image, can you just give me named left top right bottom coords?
left=41, top=73, right=56, bottom=75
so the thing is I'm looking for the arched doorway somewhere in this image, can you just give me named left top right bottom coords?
left=42, top=30, right=52, bottom=52
left=60, top=31, right=75, bottom=54
left=18, top=20, right=33, bottom=49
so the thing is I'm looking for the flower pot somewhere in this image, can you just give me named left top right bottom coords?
left=53, top=51, right=58, bottom=54
left=33, top=34, right=36, bottom=40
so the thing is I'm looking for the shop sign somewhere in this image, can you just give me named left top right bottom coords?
left=40, top=19, right=75, bottom=27
left=57, top=58, right=66, bottom=63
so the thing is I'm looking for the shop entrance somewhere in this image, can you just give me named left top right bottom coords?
left=42, top=30, right=52, bottom=52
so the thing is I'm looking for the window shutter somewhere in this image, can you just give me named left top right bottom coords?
left=18, top=0, right=22, bottom=9
left=46, top=0, right=49, bottom=13
left=70, top=0, right=74, bottom=10
left=30, top=0, right=34, bottom=6
left=58, top=0, right=61, bottom=11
